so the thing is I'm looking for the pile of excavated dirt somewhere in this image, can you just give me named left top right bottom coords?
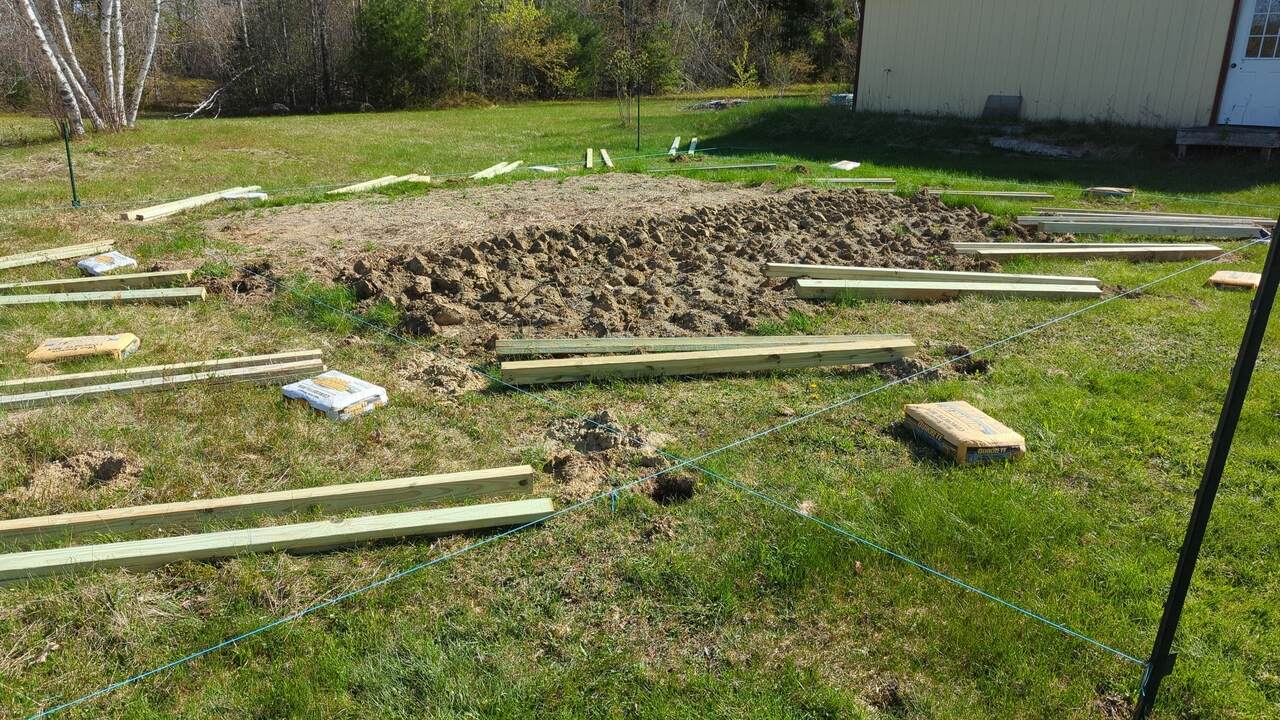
left=540, top=410, right=690, bottom=503
left=344, top=188, right=1020, bottom=349
left=394, top=352, right=490, bottom=398
left=8, top=450, right=139, bottom=506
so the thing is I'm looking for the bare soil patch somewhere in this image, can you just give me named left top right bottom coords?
left=8, top=450, right=139, bottom=508
left=539, top=409, right=686, bottom=504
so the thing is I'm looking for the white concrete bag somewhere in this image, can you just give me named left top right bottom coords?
left=282, top=370, right=388, bottom=421
left=77, top=250, right=138, bottom=276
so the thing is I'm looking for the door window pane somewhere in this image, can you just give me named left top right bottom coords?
left=1244, top=1, right=1280, bottom=58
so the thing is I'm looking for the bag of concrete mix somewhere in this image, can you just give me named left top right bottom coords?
left=1207, top=270, right=1261, bottom=291
left=903, top=400, right=1025, bottom=465
left=77, top=250, right=137, bottom=276
left=282, top=370, right=387, bottom=421
left=27, top=334, right=141, bottom=362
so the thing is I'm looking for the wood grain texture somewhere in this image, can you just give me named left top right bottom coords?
left=0, top=349, right=323, bottom=393
left=765, top=263, right=1100, bottom=286
left=122, top=186, right=259, bottom=221
left=794, top=278, right=1103, bottom=301
left=0, top=287, right=206, bottom=307
left=495, top=334, right=910, bottom=357
left=500, top=339, right=916, bottom=384
left=1031, top=221, right=1261, bottom=238
left=0, top=465, right=535, bottom=542
left=952, top=243, right=1223, bottom=260
left=0, top=241, right=115, bottom=270
left=0, top=270, right=192, bottom=294
left=0, top=498, right=555, bottom=583
left=0, top=358, right=324, bottom=410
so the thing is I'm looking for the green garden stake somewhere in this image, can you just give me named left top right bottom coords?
left=61, top=120, right=80, bottom=208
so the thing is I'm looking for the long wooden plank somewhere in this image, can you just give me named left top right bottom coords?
left=0, top=465, right=535, bottom=542
left=0, top=270, right=192, bottom=294
left=0, top=241, right=115, bottom=271
left=0, top=349, right=323, bottom=393
left=1033, top=207, right=1274, bottom=224
left=585, top=148, right=594, bottom=169
left=495, top=334, right=910, bottom=357
left=1019, top=214, right=1269, bottom=226
left=122, top=186, right=260, bottom=222
left=470, top=162, right=507, bottom=180
left=926, top=189, right=1053, bottom=198
left=599, top=148, right=614, bottom=168
left=813, top=178, right=896, bottom=184
left=325, top=175, right=411, bottom=195
left=1030, top=221, right=1261, bottom=238
left=794, top=278, right=1102, bottom=301
left=952, top=242, right=1178, bottom=249
left=0, top=498, right=555, bottom=583
left=0, top=359, right=324, bottom=411
left=649, top=163, right=777, bottom=174
left=765, top=263, right=1100, bottom=286
left=494, top=160, right=522, bottom=176
left=0, top=287, right=206, bottom=307
left=669, top=136, right=681, bottom=155
left=500, top=339, right=917, bottom=385
left=953, top=244, right=1222, bottom=260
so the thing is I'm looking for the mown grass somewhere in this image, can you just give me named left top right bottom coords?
left=0, top=93, right=1278, bottom=719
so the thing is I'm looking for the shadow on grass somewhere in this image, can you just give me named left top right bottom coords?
left=700, top=102, right=1280, bottom=195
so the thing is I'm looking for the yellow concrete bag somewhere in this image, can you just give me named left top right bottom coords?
left=1207, top=270, right=1261, bottom=291
left=26, top=334, right=141, bottom=363
left=903, top=400, right=1026, bottom=465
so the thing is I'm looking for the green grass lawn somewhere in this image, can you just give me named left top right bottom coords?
left=1, top=93, right=1278, bottom=719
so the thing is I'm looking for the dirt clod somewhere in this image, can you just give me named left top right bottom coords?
left=541, top=410, right=680, bottom=503
left=395, top=352, right=489, bottom=398
left=201, top=262, right=279, bottom=299
left=9, top=450, right=139, bottom=505
left=944, top=344, right=992, bottom=375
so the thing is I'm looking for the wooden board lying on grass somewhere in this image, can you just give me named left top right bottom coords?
left=794, top=278, right=1103, bottom=301
left=1033, top=207, right=1275, bottom=225
left=0, top=287, right=206, bottom=307
left=0, top=358, right=324, bottom=411
left=495, top=334, right=910, bottom=357
left=0, top=241, right=115, bottom=271
left=765, top=263, right=1100, bottom=286
left=0, top=498, right=555, bottom=583
left=0, top=270, right=192, bottom=294
left=0, top=465, right=535, bottom=542
left=326, top=175, right=414, bottom=195
left=0, top=349, right=323, bottom=393
left=813, top=178, right=895, bottom=184
left=1018, top=214, right=1269, bottom=227
left=952, top=243, right=1222, bottom=260
left=926, top=189, right=1053, bottom=199
left=500, top=339, right=917, bottom=385
left=649, top=163, right=777, bottom=174
left=600, top=148, right=614, bottom=168
left=1030, top=221, right=1261, bottom=238
left=121, top=186, right=260, bottom=222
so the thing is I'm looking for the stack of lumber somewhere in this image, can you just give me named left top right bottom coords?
left=0, top=241, right=115, bottom=271
left=952, top=242, right=1223, bottom=260
left=498, top=335, right=916, bottom=385
left=769, top=263, right=1103, bottom=301
left=0, top=269, right=193, bottom=294
left=1019, top=208, right=1272, bottom=238
left=0, top=350, right=324, bottom=411
left=470, top=161, right=522, bottom=180
left=121, top=186, right=261, bottom=222
left=0, top=465, right=553, bottom=583
left=0, top=286, right=205, bottom=308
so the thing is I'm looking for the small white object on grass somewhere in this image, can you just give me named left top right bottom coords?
left=222, top=191, right=268, bottom=201
left=829, top=160, right=861, bottom=171
left=529, top=165, right=561, bottom=173
left=77, top=251, right=138, bottom=276
left=282, top=370, right=388, bottom=421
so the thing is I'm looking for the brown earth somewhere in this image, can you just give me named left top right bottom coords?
left=539, top=409, right=687, bottom=504
left=7, top=450, right=139, bottom=509
left=340, top=184, right=1019, bottom=349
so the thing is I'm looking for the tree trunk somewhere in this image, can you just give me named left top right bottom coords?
left=128, top=0, right=162, bottom=125
left=113, top=0, right=126, bottom=117
left=99, top=0, right=119, bottom=125
left=17, top=0, right=86, bottom=135
left=50, top=0, right=104, bottom=116
left=237, top=0, right=251, bottom=49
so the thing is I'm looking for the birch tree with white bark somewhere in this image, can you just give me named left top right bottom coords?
left=11, top=0, right=163, bottom=134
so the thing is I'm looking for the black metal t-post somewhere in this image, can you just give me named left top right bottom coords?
left=635, top=82, right=641, bottom=152
left=1134, top=226, right=1280, bottom=719
left=61, top=120, right=80, bottom=208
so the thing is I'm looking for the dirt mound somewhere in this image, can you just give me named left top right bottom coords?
left=9, top=450, right=139, bottom=505
left=200, top=262, right=280, bottom=299
left=541, top=410, right=687, bottom=503
left=345, top=188, right=1012, bottom=347
left=878, top=342, right=993, bottom=382
left=395, top=352, right=490, bottom=398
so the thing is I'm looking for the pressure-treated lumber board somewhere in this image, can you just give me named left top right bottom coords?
left=325, top=175, right=416, bottom=195
left=0, top=241, right=115, bottom=271
left=952, top=243, right=1222, bottom=260
left=688, top=137, right=698, bottom=154
left=0, top=287, right=206, bottom=307
left=1017, top=214, right=1263, bottom=226
left=0, top=498, right=555, bottom=583
left=1029, top=221, right=1262, bottom=238
left=470, top=162, right=508, bottom=180
left=0, top=358, right=324, bottom=411
left=926, top=189, right=1053, bottom=199
left=1033, top=207, right=1275, bottom=224
left=649, top=163, right=777, bottom=174
left=493, top=160, right=522, bottom=176
left=669, top=136, right=681, bottom=155
left=500, top=339, right=917, bottom=385
left=0, top=270, right=192, bottom=294
left=813, top=178, right=896, bottom=184
left=0, top=349, right=323, bottom=393
left=585, top=148, right=594, bottom=169
left=495, top=334, right=910, bottom=357
left=764, top=263, right=1100, bottom=286
left=794, top=278, right=1103, bottom=301
left=121, top=186, right=260, bottom=221
left=952, top=242, right=1175, bottom=249
left=599, top=148, right=614, bottom=168
left=0, top=465, right=535, bottom=542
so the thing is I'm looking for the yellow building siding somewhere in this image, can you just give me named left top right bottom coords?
left=857, top=0, right=1235, bottom=127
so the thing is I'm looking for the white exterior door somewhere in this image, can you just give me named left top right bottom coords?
left=1218, top=0, right=1280, bottom=126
